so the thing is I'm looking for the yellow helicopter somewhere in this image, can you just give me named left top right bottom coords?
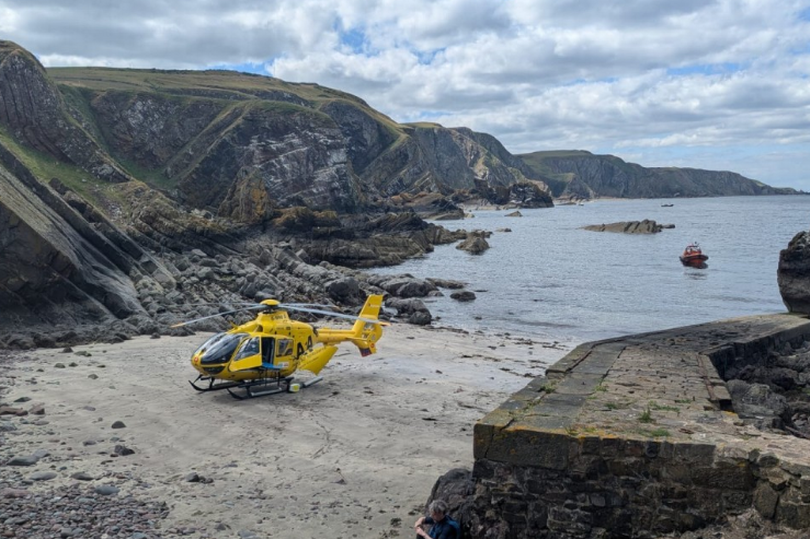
left=172, top=295, right=386, bottom=399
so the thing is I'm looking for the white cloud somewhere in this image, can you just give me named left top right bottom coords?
left=1, top=0, right=809, bottom=188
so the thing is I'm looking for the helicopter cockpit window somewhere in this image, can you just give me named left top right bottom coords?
left=276, top=338, right=293, bottom=357
left=234, top=337, right=260, bottom=361
left=196, top=333, right=248, bottom=365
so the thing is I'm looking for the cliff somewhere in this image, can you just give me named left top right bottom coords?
left=518, top=150, right=799, bottom=199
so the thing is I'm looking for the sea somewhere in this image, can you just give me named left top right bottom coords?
left=372, top=195, right=810, bottom=348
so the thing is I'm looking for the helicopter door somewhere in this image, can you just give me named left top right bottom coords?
left=229, top=337, right=262, bottom=372
left=261, top=337, right=274, bottom=367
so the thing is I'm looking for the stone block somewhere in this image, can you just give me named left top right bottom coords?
left=599, top=436, right=624, bottom=457
left=775, top=501, right=810, bottom=529
left=721, top=489, right=752, bottom=511
left=764, top=467, right=791, bottom=491
left=672, top=442, right=715, bottom=464
left=754, top=483, right=779, bottom=519
left=691, top=463, right=755, bottom=490
left=480, top=429, right=573, bottom=469
left=578, top=435, right=601, bottom=455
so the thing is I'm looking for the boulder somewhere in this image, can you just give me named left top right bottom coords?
left=450, top=291, right=476, bottom=302
left=385, top=298, right=432, bottom=325
left=726, top=380, right=791, bottom=430
left=456, top=235, right=490, bottom=254
left=778, top=231, right=810, bottom=314
left=582, top=219, right=669, bottom=234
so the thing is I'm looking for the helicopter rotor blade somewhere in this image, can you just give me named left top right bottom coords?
left=281, top=303, right=337, bottom=309
left=170, top=304, right=265, bottom=328
left=280, top=305, right=390, bottom=326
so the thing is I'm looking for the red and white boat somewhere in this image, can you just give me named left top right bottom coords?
left=680, top=242, right=708, bottom=267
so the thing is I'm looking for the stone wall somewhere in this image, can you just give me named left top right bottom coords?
left=449, top=314, right=810, bottom=539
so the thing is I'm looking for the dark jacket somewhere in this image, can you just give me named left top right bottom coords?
left=423, top=515, right=459, bottom=539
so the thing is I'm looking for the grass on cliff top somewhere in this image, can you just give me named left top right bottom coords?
left=48, top=66, right=405, bottom=141
left=0, top=127, right=125, bottom=211
left=48, top=67, right=345, bottom=101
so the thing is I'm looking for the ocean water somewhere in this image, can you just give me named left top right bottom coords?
left=372, top=196, right=810, bottom=346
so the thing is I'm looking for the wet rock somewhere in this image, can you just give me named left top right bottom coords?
left=450, top=291, right=476, bottom=302
left=427, top=278, right=465, bottom=290
left=582, top=219, right=667, bottom=234
left=386, top=298, right=432, bottom=326
left=409, top=311, right=433, bottom=325
left=456, top=234, right=489, bottom=254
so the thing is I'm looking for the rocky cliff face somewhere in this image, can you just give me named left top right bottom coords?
left=518, top=150, right=798, bottom=199
left=45, top=61, right=543, bottom=220
left=0, top=42, right=132, bottom=183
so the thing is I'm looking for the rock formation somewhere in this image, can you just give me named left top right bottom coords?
left=582, top=219, right=671, bottom=234
left=778, top=230, right=810, bottom=313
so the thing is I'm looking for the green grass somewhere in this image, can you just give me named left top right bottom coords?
left=639, top=428, right=670, bottom=438
left=0, top=127, right=107, bottom=205
left=648, top=401, right=680, bottom=413
left=638, top=408, right=654, bottom=423
left=114, top=156, right=173, bottom=190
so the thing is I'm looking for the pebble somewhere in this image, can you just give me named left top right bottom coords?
left=0, top=483, right=168, bottom=538
left=29, top=471, right=57, bottom=481
left=6, top=455, right=39, bottom=466
left=95, top=485, right=120, bottom=496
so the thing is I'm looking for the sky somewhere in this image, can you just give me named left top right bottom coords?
left=1, top=0, right=809, bottom=190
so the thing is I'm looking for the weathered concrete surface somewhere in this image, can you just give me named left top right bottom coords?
left=470, top=313, right=810, bottom=538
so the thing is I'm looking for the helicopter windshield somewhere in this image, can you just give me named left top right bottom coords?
left=195, top=332, right=249, bottom=365
left=234, top=337, right=260, bottom=361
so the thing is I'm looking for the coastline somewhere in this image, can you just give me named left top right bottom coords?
left=0, top=324, right=571, bottom=538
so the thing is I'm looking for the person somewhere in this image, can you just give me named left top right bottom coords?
left=414, top=499, right=459, bottom=539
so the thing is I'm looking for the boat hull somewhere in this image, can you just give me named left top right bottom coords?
left=680, top=254, right=708, bottom=267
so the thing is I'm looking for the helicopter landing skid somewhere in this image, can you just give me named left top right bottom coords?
left=188, top=376, right=243, bottom=392
left=226, top=375, right=324, bottom=400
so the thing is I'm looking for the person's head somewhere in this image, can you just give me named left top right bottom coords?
left=428, top=499, right=448, bottom=520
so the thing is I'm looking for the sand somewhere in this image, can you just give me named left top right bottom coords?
left=0, top=323, right=572, bottom=539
